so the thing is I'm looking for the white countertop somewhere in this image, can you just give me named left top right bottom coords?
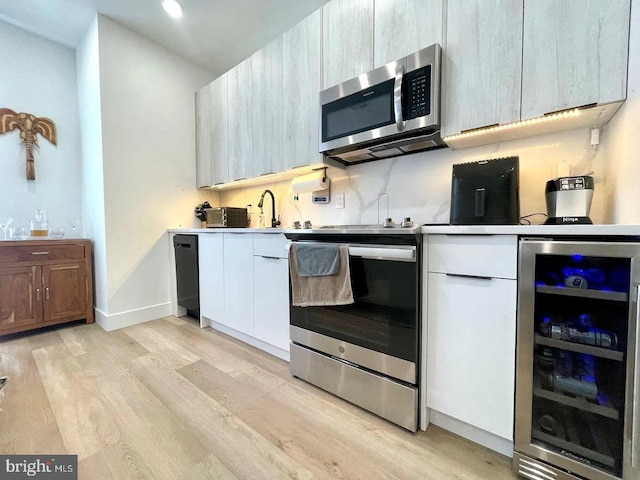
left=168, top=228, right=285, bottom=234
left=421, top=224, right=640, bottom=236
left=168, top=224, right=640, bottom=236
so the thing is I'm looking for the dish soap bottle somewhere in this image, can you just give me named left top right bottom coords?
left=258, top=208, right=266, bottom=229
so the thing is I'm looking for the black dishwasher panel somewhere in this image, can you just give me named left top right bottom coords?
left=173, top=234, right=199, bottom=320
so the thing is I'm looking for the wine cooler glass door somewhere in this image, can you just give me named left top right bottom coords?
left=515, top=240, right=640, bottom=480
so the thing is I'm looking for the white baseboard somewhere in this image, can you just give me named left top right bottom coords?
left=428, top=409, right=514, bottom=458
left=207, top=318, right=290, bottom=362
left=95, top=303, right=172, bottom=331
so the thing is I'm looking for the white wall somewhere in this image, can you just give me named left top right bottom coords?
left=604, top=0, right=640, bottom=223
left=0, top=20, right=83, bottom=235
left=95, top=16, right=216, bottom=329
left=76, top=17, right=108, bottom=312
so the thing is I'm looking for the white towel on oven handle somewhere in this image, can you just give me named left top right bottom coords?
left=289, top=244, right=354, bottom=307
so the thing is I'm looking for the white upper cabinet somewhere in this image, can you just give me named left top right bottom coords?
left=252, top=37, right=283, bottom=176
left=195, top=84, right=212, bottom=188
left=322, top=0, right=374, bottom=89
left=442, top=0, right=523, bottom=137
left=521, top=0, right=630, bottom=119
left=195, top=74, right=228, bottom=187
left=283, top=8, right=323, bottom=169
left=227, top=58, right=253, bottom=181
left=373, top=0, right=443, bottom=68
left=210, top=74, right=229, bottom=185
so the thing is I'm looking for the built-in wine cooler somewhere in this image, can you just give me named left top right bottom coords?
left=514, top=240, right=640, bottom=480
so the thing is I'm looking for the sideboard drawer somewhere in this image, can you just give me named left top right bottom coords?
left=0, top=243, right=85, bottom=263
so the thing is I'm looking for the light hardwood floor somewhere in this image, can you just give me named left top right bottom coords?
left=0, top=317, right=519, bottom=480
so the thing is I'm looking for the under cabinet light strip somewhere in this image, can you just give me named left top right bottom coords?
left=443, top=109, right=581, bottom=142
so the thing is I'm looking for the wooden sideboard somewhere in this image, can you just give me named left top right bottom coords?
left=0, top=239, right=94, bottom=335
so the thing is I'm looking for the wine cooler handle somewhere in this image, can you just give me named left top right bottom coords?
left=632, top=285, right=640, bottom=470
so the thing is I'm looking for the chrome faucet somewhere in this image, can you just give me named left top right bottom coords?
left=257, top=189, right=280, bottom=228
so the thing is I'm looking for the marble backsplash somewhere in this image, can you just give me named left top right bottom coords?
left=218, top=126, right=608, bottom=229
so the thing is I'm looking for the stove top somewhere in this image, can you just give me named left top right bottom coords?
left=283, top=223, right=422, bottom=235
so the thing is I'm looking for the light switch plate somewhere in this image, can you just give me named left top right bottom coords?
left=335, top=192, right=345, bottom=209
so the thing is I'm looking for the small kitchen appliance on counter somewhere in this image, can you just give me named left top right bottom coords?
left=450, top=156, right=520, bottom=225
left=204, top=207, right=249, bottom=228
left=544, top=176, right=594, bottom=224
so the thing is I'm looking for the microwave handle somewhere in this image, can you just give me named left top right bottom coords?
left=394, top=63, right=405, bottom=131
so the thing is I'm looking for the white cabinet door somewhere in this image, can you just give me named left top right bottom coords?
left=373, top=0, right=443, bottom=68
left=283, top=8, right=323, bottom=169
left=521, top=0, right=630, bottom=119
left=195, top=84, right=212, bottom=188
left=210, top=73, right=229, bottom=185
left=222, top=233, right=254, bottom=335
left=252, top=37, right=283, bottom=176
left=442, top=0, right=523, bottom=136
left=227, top=59, right=253, bottom=181
left=322, top=0, right=374, bottom=89
left=426, top=272, right=517, bottom=440
left=198, top=234, right=224, bottom=323
left=253, top=255, right=290, bottom=352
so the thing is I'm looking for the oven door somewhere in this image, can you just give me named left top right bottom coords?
left=289, top=242, right=419, bottom=382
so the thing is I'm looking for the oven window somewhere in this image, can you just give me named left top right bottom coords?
left=290, top=256, right=418, bottom=362
left=322, top=78, right=395, bottom=142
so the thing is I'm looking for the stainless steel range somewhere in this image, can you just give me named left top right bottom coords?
left=284, top=223, right=422, bottom=431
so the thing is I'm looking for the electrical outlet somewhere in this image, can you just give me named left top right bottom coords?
left=335, top=192, right=345, bottom=209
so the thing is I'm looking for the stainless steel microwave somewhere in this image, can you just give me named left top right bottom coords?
left=319, top=44, right=445, bottom=164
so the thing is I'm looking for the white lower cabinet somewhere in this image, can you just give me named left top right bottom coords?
left=425, top=234, right=517, bottom=445
left=426, top=272, right=517, bottom=440
left=198, top=233, right=225, bottom=323
left=198, top=232, right=290, bottom=359
left=253, top=255, right=290, bottom=352
left=222, top=233, right=254, bottom=335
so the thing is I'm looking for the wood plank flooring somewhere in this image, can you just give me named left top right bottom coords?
left=0, top=317, right=519, bottom=480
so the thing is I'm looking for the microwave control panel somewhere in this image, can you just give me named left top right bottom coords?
left=404, top=65, right=431, bottom=120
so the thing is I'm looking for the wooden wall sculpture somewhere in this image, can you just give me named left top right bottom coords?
left=0, top=108, right=57, bottom=180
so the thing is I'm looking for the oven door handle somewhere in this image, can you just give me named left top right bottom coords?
left=348, top=246, right=415, bottom=262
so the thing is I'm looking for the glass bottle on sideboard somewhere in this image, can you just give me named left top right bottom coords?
left=29, top=208, right=48, bottom=237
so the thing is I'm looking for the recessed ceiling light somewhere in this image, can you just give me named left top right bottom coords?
left=162, top=0, right=183, bottom=19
